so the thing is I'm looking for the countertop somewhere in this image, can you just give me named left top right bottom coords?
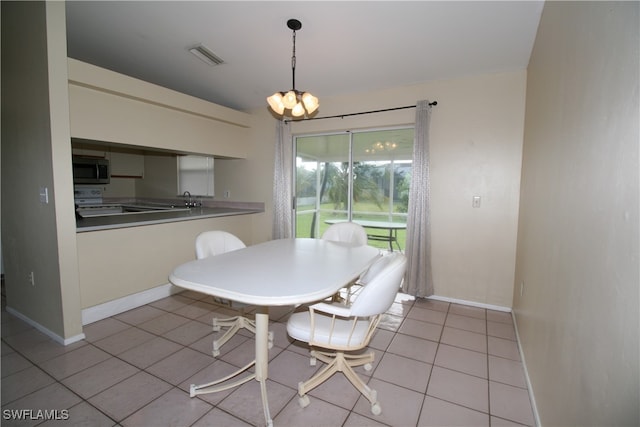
left=76, top=205, right=263, bottom=233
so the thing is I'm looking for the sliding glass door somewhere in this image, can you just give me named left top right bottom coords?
left=295, top=133, right=350, bottom=238
left=294, top=128, right=413, bottom=250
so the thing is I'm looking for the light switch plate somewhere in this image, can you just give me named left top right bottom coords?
left=39, top=186, right=49, bottom=204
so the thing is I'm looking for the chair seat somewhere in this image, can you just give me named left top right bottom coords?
left=287, top=310, right=371, bottom=348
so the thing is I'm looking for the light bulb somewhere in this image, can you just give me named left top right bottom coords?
left=291, top=102, right=305, bottom=117
left=267, top=93, right=285, bottom=115
left=301, top=92, right=319, bottom=114
left=283, top=91, right=298, bottom=109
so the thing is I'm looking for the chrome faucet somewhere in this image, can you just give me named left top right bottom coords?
left=183, top=191, right=192, bottom=207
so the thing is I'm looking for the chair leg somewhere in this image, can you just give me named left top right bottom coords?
left=211, top=316, right=274, bottom=356
left=329, top=280, right=360, bottom=305
left=342, top=351, right=375, bottom=371
left=297, top=350, right=381, bottom=415
left=212, top=315, right=246, bottom=332
left=211, top=316, right=256, bottom=356
left=339, top=353, right=382, bottom=415
left=298, top=353, right=341, bottom=397
left=313, top=349, right=373, bottom=370
left=345, top=284, right=364, bottom=305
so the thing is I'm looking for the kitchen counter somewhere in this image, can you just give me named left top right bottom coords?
left=76, top=205, right=263, bottom=233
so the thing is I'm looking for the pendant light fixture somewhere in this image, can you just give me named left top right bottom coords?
left=267, top=19, right=319, bottom=118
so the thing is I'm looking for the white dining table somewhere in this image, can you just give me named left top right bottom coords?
left=168, top=238, right=380, bottom=427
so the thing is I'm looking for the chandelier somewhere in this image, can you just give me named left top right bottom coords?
left=267, top=19, right=319, bottom=118
left=365, top=141, right=398, bottom=154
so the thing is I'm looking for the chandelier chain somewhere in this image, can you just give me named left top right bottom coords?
left=291, top=30, right=297, bottom=91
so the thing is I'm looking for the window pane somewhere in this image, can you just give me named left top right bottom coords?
left=353, top=129, right=413, bottom=250
left=352, top=129, right=413, bottom=223
left=295, top=133, right=350, bottom=238
left=177, top=155, right=214, bottom=197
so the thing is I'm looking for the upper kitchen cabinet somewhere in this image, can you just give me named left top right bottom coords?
left=109, top=151, right=144, bottom=178
left=72, top=140, right=145, bottom=178
left=67, top=59, right=250, bottom=158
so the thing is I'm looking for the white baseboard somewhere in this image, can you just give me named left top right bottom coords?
left=5, top=306, right=85, bottom=346
left=81, top=283, right=182, bottom=325
left=427, top=295, right=512, bottom=312
left=511, top=311, right=541, bottom=427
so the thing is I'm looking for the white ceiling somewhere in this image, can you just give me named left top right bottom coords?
left=65, top=1, right=544, bottom=113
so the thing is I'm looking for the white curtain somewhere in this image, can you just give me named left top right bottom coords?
left=272, top=120, right=293, bottom=239
left=402, top=100, right=434, bottom=297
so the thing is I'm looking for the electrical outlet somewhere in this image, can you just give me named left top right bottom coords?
left=224, top=190, right=231, bottom=198
left=472, top=196, right=481, bottom=208
left=28, top=271, right=35, bottom=286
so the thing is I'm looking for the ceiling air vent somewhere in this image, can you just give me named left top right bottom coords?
left=188, top=44, right=224, bottom=66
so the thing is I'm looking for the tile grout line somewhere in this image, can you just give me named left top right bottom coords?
left=419, top=300, right=450, bottom=424
left=1, top=336, right=120, bottom=425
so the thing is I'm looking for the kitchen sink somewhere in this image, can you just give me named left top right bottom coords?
left=76, top=204, right=190, bottom=218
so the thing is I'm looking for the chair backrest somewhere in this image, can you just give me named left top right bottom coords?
left=321, top=222, right=368, bottom=246
left=349, top=253, right=407, bottom=317
left=195, top=230, right=246, bottom=259
left=357, top=252, right=393, bottom=285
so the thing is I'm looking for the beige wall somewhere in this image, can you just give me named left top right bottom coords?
left=217, top=70, right=526, bottom=308
left=1, top=2, right=83, bottom=340
left=214, top=110, right=282, bottom=245
left=514, top=2, right=639, bottom=426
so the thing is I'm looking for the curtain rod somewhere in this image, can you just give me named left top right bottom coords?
left=284, top=101, right=437, bottom=123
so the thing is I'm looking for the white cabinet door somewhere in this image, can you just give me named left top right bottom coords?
left=110, top=151, right=144, bottom=178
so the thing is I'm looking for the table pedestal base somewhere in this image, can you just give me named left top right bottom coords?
left=189, top=309, right=272, bottom=427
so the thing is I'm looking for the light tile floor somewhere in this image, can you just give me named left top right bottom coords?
left=1, top=289, right=536, bottom=426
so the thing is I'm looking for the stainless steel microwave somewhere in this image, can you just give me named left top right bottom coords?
left=72, top=156, right=110, bottom=184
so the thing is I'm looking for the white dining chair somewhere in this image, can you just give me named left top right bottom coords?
left=286, top=252, right=407, bottom=416
left=321, top=221, right=368, bottom=246
left=195, top=230, right=272, bottom=356
left=322, top=221, right=369, bottom=303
